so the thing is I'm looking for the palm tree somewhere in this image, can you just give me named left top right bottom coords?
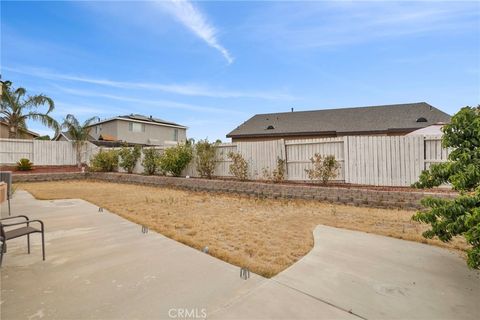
left=61, top=114, right=99, bottom=167
left=0, top=81, right=59, bottom=138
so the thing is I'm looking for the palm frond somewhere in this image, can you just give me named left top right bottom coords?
left=63, top=114, right=80, bottom=128
left=1, top=85, right=17, bottom=113
left=24, top=94, right=55, bottom=113
left=83, top=116, right=100, bottom=127
left=27, top=112, right=60, bottom=133
left=61, top=114, right=97, bottom=142
left=14, top=87, right=26, bottom=105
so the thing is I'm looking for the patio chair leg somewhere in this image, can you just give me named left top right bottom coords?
left=27, top=234, right=30, bottom=254
left=0, top=242, right=4, bottom=267
left=7, top=198, right=11, bottom=216
left=41, top=231, right=45, bottom=261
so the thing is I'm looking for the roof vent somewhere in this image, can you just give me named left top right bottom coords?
left=416, top=117, right=428, bottom=123
left=266, top=125, right=275, bottom=130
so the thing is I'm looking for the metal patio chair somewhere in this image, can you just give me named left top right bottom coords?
left=0, top=215, right=45, bottom=266
left=0, top=171, right=12, bottom=216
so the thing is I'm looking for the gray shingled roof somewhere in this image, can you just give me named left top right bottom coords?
left=86, top=114, right=186, bottom=129
left=227, top=102, right=451, bottom=138
left=119, top=114, right=183, bottom=127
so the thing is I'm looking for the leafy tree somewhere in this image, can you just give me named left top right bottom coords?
left=119, top=144, right=142, bottom=173
left=159, top=143, right=193, bottom=177
left=195, top=139, right=218, bottom=179
left=61, top=114, right=99, bottom=167
left=0, top=81, right=59, bottom=138
left=412, top=106, right=480, bottom=269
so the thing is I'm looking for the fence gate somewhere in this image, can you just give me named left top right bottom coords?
left=236, top=140, right=285, bottom=179
left=345, top=136, right=425, bottom=186
left=285, top=138, right=345, bottom=181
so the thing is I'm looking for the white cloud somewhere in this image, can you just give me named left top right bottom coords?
left=55, top=86, right=247, bottom=116
left=158, top=0, right=233, bottom=64
left=52, top=102, right=124, bottom=117
left=4, top=66, right=293, bottom=100
left=246, top=2, right=479, bottom=49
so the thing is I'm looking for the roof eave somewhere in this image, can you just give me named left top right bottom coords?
left=86, top=117, right=187, bottom=129
left=227, top=127, right=425, bottom=139
left=227, top=131, right=338, bottom=139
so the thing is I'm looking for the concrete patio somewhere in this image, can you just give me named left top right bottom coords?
left=1, top=190, right=479, bottom=319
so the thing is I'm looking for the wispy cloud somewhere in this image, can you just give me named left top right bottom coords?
left=53, top=102, right=124, bottom=117
left=246, top=2, right=480, bottom=49
left=158, top=0, right=233, bottom=64
left=55, top=86, right=247, bottom=116
left=4, top=66, right=293, bottom=100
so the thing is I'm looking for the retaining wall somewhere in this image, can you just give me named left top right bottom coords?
left=12, top=172, right=456, bottom=210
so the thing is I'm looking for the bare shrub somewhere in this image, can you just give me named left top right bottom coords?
left=305, top=154, right=339, bottom=184
left=228, top=152, right=249, bottom=181
left=272, top=158, right=286, bottom=183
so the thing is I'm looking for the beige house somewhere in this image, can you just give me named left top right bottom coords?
left=0, top=121, right=40, bottom=139
left=86, top=114, right=187, bottom=146
left=227, top=102, right=451, bottom=142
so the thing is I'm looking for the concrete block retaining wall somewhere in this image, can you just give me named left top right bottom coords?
left=12, top=172, right=456, bottom=210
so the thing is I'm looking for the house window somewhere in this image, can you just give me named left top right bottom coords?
left=129, top=122, right=145, bottom=132
left=173, top=129, right=178, bottom=141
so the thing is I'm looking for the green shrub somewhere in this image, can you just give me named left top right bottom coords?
left=195, top=139, right=218, bottom=179
left=17, top=158, right=33, bottom=171
left=90, top=149, right=119, bottom=172
left=305, top=154, right=339, bottom=184
left=412, top=106, right=480, bottom=269
left=119, top=145, right=141, bottom=173
left=159, top=143, right=193, bottom=177
left=142, top=148, right=161, bottom=175
left=228, top=152, right=249, bottom=181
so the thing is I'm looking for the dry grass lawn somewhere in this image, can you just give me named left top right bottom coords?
left=18, top=180, right=467, bottom=277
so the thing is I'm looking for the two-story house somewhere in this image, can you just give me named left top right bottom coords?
left=85, top=114, right=187, bottom=146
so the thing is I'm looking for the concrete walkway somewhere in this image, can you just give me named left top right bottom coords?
left=213, top=226, right=480, bottom=320
left=1, top=191, right=479, bottom=319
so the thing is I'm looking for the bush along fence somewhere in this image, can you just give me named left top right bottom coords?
left=0, top=135, right=448, bottom=186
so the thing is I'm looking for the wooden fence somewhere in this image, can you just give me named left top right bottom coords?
left=0, top=139, right=98, bottom=166
left=0, top=135, right=448, bottom=186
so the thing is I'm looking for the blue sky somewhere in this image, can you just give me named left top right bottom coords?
left=1, top=0, right=479, bottom=141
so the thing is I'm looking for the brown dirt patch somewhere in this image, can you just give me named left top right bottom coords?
left=18, top=180, right=467, bottom=277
